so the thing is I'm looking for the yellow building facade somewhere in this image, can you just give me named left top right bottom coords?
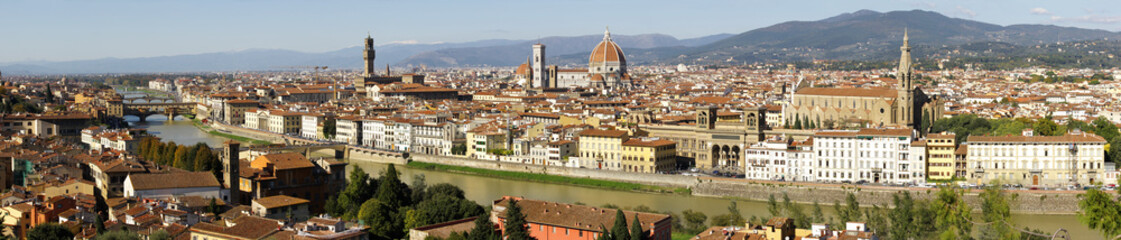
left=926, top=133, right=956, bottom=181
left=622, top=138, right=677, bottom=173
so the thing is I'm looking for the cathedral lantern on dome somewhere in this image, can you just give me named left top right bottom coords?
left=589, top=27, right=632, bottom=90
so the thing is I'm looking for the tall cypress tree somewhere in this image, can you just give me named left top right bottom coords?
left=375, top=164, right=411, bottom=210
left=468, top=214, right=498, bottom=240
left=611, top=210, right=630, bottom=240
left=502, top=199, right=534, bottom=240
left=630, top=213, right=644, bottom=240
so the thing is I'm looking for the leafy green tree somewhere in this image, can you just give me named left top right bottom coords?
left=173, top=145, right=192, bottom=170
left=728, top=201, right=745, bottom=226
left=376, top=164, right=412, bottom=210
left=467, top=214, right=499, bottom=240
left=338, top=166, right=376, bottom=219
left=630, top=213, right=645, bottom=240
left=209, top=198, right=221, bottom=216
left=933, top=187, right=973, bottom=240
left=28, top=223, right=74, bottom=240
left=323, top=117, right=337, bottom=139
left=411, top=174, right=428, bottom=204
left=427, top=183, right=466, bottom=199
left=766, top=194, right=781, bottom=217
left=710, top=201, right=746, bottom=227
left=979, top=182, right=1018, bottom=239
left=1033, top=118, right=1059, bottom=136
left=681, top=209, right=707, bottom=234
left=148, top=229, right=171, bottom=240
left=887, top=192, right=914, bottom=240
left=502, top=199, right=535, bottom=240
left=811, top=201, right=825, bottom=224
left=452, top=144, right=468, bottom=155
left=161, top=142, right=178, bottom=166
left=783, top=193, right=809, bottom=228
left=193, top=144, right=215, bottom=173
left=404, top=194, right=485, bottom=230
left=911, top=199, right=938, bottom=237
left=793, top=116, right=803, bottom=129
left=93, top=230, right=141, bottom=240
left=863, top=205, right=887, bottom=236
left=93, top=213, right=106, bottom=233
left=1079, top=188, right=1121, bottom=238
left=834, top=193, right=861, bottom=225
left=1092, top=117, right=1120, bottom=141
left=358, top=199, right=403, bottom=240
left=1110, top=137, right=1121, bottom=165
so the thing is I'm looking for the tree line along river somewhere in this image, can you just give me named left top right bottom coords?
left=130, top=111, right=1098, bottom=239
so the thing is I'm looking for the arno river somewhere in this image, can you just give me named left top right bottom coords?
left=134, top=116, right=1097, bottom=239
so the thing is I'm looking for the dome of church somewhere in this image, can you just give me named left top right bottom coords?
left=589, top=28, right=626, bottom=64
left=515, top=63, right=529, bottom=75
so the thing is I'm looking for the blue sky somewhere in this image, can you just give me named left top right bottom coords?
left=2, top=0, right=1119, bottom=63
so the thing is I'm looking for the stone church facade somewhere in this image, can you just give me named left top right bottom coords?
left=784, top=30, right=941, bottom=129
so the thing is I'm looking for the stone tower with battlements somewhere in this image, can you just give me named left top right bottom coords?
left=364, top=34, right=376, bottom=77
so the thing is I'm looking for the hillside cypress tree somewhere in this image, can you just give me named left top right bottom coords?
left=375, top=164, right=411, bottom=210
left=503, top=199, right=534, bottom=240
left=793, top=116, right=803, bottom=129
left=612, top=210, right=630, bottom=240
left=467, top=214, right=498, bottom=240
left=630, top=213, right=645, bottom=240
left=597, top=225, right=613, bottom=240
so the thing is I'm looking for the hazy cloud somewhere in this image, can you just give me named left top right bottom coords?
left=912, top=1, right=936, bottom=8
left=1030, top=7, right=1050, bottom=15
left=955, top=6, right=976, bottom=18
left=1050, top=15, right=1121, bottom=24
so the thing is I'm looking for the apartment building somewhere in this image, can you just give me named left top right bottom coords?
left=926, top=133, right=956, bottom=181
left=812, top=129, right=924, bottom=185
left=621, top=138, right=677, bottom=173
left=965, top=132, right=1107, bottom=187
left=577, top=129, right=629, bottom=171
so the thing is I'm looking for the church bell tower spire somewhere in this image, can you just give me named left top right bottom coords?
left=896, top=28, right=915, bottom=127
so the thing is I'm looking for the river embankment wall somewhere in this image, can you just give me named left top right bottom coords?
left=411, top=154, right=1083, bottom=214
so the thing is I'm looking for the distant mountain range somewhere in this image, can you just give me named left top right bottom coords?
left=3, top=9, right=1120, bottom=74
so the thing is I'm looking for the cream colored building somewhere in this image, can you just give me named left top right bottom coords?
left=266, top=110, right=302, bottom=135
left=926, top=133, right=956, bottom=181
left=578, top=129, right=630, bottom=170
left=966, top=133, right=1107, bottom=187
left=621, top=138, right=677, bottom=173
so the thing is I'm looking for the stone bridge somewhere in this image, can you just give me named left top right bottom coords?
left=122, top=96, right=177, bottom=104
left=240, top=140, right=408, bottom=160
left=108, top=100, right=198, bottom=121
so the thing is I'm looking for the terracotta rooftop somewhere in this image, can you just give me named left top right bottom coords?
left=967, top=133, right=1107, bottom=143
left=492, top=197, right=669, bottom=232
left=253, top=195, right=310, bottom=209
left=796, top=87, right=897, bottom=98
left=190, top=216, right=281, bottom=239
left=127, top=172, right=220, bottom=191
left=578, top=129, right=628, bottom=138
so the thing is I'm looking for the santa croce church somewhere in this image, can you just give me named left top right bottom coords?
left=785, top=30, right=941, bottom=129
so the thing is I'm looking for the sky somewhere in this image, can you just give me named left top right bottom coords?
left=2, top=0, right=1120, bottom=63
